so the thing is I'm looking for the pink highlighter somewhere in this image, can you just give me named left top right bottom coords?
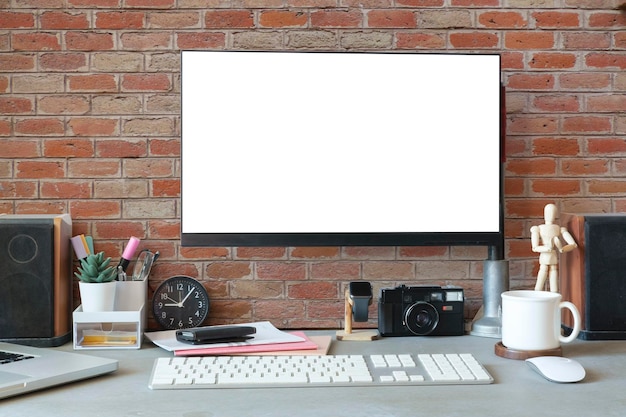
left=117, top=236, right=140, bottom=272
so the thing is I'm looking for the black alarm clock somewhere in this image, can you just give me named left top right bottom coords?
left=152, top=275, right=210, bottom=330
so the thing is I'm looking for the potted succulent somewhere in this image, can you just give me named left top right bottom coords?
left=75, top=252, right=117, bottom=312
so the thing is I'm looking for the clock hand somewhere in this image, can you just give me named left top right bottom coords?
left=180, top=287, right=196, bottom=306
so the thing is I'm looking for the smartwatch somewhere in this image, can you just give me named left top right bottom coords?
left=349, top=281, right=373, bottom=322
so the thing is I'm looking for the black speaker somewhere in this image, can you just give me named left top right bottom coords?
left=0, top=214, right=72, bottom=346
left=561, top=213, right=626, bottom=340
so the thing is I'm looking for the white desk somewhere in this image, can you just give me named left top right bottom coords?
left=3, top=332, right=625, bottom=417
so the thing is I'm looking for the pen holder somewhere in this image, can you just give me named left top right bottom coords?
left=73, top=278, right=147, bottom=350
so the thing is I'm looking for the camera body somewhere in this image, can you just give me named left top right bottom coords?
left=378, top=285, right=464, bottom=336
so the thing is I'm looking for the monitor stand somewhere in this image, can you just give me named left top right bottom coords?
left=471, top=258, right=509, bottom=338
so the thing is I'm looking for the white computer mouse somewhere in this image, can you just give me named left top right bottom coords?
left=525, top=356, right=586, bottom=383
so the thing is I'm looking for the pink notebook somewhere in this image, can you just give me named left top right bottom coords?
left=174, top=332, right=331, bottom=357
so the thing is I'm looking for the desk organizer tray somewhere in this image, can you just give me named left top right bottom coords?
left=73, top=279, right=146, bottom=350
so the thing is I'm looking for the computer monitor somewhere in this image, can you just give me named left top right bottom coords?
left=181, top=51, right=503, bottom=252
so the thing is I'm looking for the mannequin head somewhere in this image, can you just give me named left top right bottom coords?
left=544, top=203, right=557, bottom=224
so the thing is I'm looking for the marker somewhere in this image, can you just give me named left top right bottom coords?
left=70, top=235, right=89, bottom=260
left=117, top=236, right=140, bottom=272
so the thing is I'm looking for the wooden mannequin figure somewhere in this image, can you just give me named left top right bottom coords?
left=531, top=203, right=578, bottom=292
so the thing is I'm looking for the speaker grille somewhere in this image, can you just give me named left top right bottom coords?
left=584, top=216, right=626, bottom=332
left=0, top=222, right=54, bottom=338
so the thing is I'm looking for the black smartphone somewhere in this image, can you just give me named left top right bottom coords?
left=175, top=325, right=256, bottom=345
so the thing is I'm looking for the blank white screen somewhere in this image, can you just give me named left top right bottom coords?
left=182, top=51, right=501, bottom=235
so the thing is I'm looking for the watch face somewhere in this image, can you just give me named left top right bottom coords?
left=350, top=281, right=372, bottom=297
left=152, top=276, right=210, bottom=330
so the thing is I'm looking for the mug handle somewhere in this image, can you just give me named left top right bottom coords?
left=559, top=301, right=581, bottom=343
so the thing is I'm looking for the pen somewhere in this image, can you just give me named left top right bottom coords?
left=117, top=236, right=140, bottom=272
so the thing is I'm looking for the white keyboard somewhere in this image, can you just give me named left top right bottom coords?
left=149, top=353, right=493, bottom=389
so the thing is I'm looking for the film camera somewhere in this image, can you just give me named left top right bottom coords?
left=378, top=285, right=464, bottom=336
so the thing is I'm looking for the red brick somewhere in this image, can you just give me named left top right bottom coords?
left=148, top=220, right=181, bottom=240
left=0, top=140, right=39, bottom=158
left=588, top=11, right=626, bottom=28
left=40, top=11, right=89, bottom=30
left=180, top=247, right=230, bottom=260
left=0, top=54, right=35, bottom=71
left=396, top=32, right=446, bottom=49
left=478, top=11, right=526, bottom=28
left=310, top=262, right=360, bottom=280
left=587, top=95, right=626, bottom=112
left=532, top=12, right=580, bottom=28
left=12, top=33, right=61, bottom=51
left=39, top=53, right=87, bottom=71
left=205, top=10, right=254, bottom=29
left=0, top=181, right=38, bottom=198
left=149, top=139, right=180, bottom=156
left=43, top=138, right=94, bottom=157
left=121, top=73, right=171, bottom=91
left=256, top=262, right=307, bottom=280
left=92, top=220, right=145, bottom=237
left=505, top=32, right=555, bottom=49
left=206, top=262, right=252, bottom=279
left=529, top=52, right=577, bottom=69
left=0, top=97, right=33, bottom=114
left=40, top=181, right=92, bottom=199
left=450, top=31, right=499, bottom=48
left=367, top=10, right=416, bottom=28
left=16, top=161, right=65, bottom=179
left=290, top=247, right=340, bottom=259
left=507, top=116, right=558, bottom=134
left=69, top=117, right=119, bottom=136
left=563, top=32, right=610, bottom=50
left=506, top=158, right=556, bottom=176
left=176, top=32, right=226, bottom=49
left=288, top=282, right=338, bottom=299
left=532, top=95, right=580, bottom=113
left=587, top=137, right=626, bottom=155
left=531, top=179, right=581, bottom=196
left=562, top=116, right=612, bottom=134
left=260, top=11, right=308, bottom=28
left=311, top=10, right=362, bottom=28
left=504, top=177, right=525, bottom=196
left=152, top=179, right=180, bottom=197
left=66, top=32, right=115, bottom=50
left=506, top=74, right=555, bottom=90
left=235, top=247, right=287, bottom=259
left=532, top=137, right=580, bottom=155
left=96, top=139, right=147, bottom=157
left=95, top=11, right=145, bottom=29
left=126, top=0, right=175, bottom=7
left=588, top=180, right=626, bottom=196
left=15, top=117, right=65, bottom=136
left=0, top=12, right=35, bottom=29
left=559, top=73, right=611, bottom=90
left=69, top=74, right=118, bottom=92
left=561, top=159, right=609, bottom=176
left=585, top=52, right=626, bottom=70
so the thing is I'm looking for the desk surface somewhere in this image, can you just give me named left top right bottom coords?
left=3, top=332, right=625, bottom=417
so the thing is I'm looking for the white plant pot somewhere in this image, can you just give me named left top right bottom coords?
left=79, top=281, right=117, bottom=312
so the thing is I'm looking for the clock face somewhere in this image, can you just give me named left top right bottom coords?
left=152, top=276, right=210, bottom=330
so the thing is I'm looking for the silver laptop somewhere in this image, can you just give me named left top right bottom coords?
left=0, top=341, right=118, bottom=399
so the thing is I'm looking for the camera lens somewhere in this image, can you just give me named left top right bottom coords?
left=404, top=302, right=439, bottom=335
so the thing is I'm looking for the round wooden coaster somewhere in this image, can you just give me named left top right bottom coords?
left=494, top=341, right=562, bottom=360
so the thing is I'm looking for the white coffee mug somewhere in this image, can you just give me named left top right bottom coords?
left=501, top=290, right=581, bottom=351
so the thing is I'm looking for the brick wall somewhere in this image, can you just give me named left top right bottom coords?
left=1, top=0, right=625, bottom=330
